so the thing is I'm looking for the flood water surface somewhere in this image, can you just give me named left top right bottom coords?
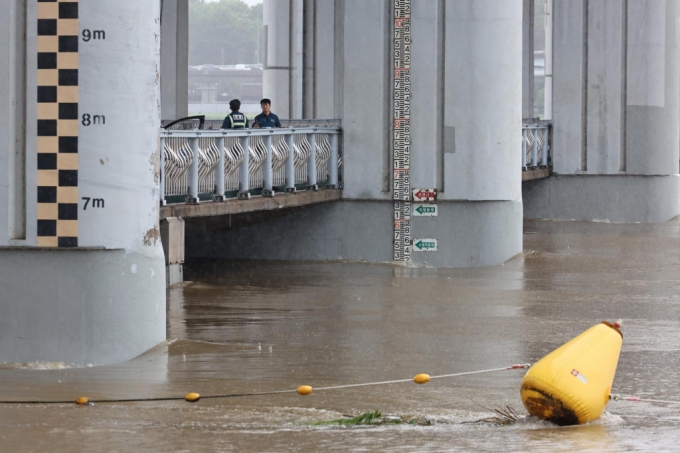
left=2, top=220, right=680, bottom=452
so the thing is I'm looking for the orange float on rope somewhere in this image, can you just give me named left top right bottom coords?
left=520, top=321, right=622, bottom=425
left=184, top=392, right=201, bottom=402
left=297, top=385, right=313, bottom=396
left=413, top=374, right=430, bottom=384
left=75, top=396, right=90, bottom=405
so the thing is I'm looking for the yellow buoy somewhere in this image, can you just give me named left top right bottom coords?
left=520, top=321, right=622, bottom=425
left=185, top=392, right=201, bottom=402
left=297, top=385, right=313, bottom=395
left=413, top=374, right=430, bottom=385
left=75, top=396, right=90, bottom=405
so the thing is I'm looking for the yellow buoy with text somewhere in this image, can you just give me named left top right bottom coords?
left=520, top=321, right=622, bottom=425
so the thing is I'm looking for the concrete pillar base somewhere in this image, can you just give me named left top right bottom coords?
left=523, top=175, right=680, bottom=223
left=185, top=200, right=523, bottom=268
left=161, top=217, right=185, bottom=288
left=0, top=248, right=166, bottom=366
left=167, top=264, right=184, bottom=287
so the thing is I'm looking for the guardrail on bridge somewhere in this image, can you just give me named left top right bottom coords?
left=522, top=120, right=552, bottom=171
left=160, top=125, right=341, bottom=205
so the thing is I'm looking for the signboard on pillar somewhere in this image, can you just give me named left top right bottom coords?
left=413, top=203, right=438, bottom=217
left=412, top=188, right=437, bottom=202
left=413, top=238, right=438, bottom=252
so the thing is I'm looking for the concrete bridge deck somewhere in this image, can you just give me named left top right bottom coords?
left=160, top=188, right=341, bottom=220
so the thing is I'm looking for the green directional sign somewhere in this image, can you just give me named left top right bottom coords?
left=413, top=238, right=438, bottom=252
left=413, top=203, right=438, bottom=217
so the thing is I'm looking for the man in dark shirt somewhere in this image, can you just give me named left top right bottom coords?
left=252, top=98, right=281, bottom=128
left=221, top=99, right=248, bottom=129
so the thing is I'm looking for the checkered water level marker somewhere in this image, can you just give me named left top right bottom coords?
left=36, top=0, right=80, bottom=247
left=393, top=0, right=411, bottom=262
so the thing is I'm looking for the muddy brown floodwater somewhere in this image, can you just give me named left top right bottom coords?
left=2, top=220, right=680, bottom=452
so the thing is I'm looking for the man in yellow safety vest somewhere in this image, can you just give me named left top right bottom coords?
left=221, top=99, right=248, bottom=129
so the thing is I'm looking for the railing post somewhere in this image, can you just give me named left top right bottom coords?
left=213, top=136, right=225, bottom=201
left=238, top=135, right=250, bottom=199
left=159, top=135, right=166, bottom=206
left=328, top=133, right=338, bottom=189
left=186, top=136, right=199, bottom=204
left=306, top=131, right=318, bottom=191
left=521, top=128, right=527, bottom=170
left=540, top=125, right=549, bottom=168
left=263, top=134, right=274, bottom=197
left=531, top=126, right=538, bottom=168
left=285, top=134, right=296, bottom=193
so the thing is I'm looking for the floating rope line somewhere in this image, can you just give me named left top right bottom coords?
left=610, top=394, right=680, bottom=405
left=309, top=364, right=532, bottom=392
left=0, top=390, right=298, bottom=406
left=0, top=363, right=531, bottom=405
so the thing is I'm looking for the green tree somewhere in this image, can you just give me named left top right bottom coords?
left=189, top=0, right=263, bottom=65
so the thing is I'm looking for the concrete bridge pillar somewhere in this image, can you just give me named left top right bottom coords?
left=198, top=82, right=218, bottom=104
left=0, top=0, right=165, bottom=365
left=263, top=0, right=300, bottom=118
left=193, top=0, right=523, bottom=268
left=522, top=0, right=535, bottom=119
left=264, top=0, right=338, bottom=119
left=524, top=0, right=680, bottom=223
left=161, top=0, right=189, bottom=122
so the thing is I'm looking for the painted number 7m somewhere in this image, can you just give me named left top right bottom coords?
left=82, top=197, right=105, bottom=210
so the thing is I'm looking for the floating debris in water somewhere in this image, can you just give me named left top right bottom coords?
left=463, top=405, right=525, bottom=426
left=312, top=411, right=432, bottom=427
left=0, top=361, right=71, bottom=370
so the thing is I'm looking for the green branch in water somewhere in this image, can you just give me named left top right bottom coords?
left=313, top=411, right=383, bottom=426
left=312, top=411, right=431, bottom=427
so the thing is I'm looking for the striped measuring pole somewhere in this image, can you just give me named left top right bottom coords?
left=393, top=0, right=411, bottom=262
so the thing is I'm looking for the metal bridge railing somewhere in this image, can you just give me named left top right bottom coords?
left=522, top=121, right=552, bottom=170
left=162, top=119, right=342, bottom=130
left=159, top=127, right=341, bottom=205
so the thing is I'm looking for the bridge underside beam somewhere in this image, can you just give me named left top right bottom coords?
left=522, top=168, right=551, bottom=182
left=160, top=189, right=341, bottom=220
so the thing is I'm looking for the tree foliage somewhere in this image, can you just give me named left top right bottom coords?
left=188, top=0, right=263, bottom=65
